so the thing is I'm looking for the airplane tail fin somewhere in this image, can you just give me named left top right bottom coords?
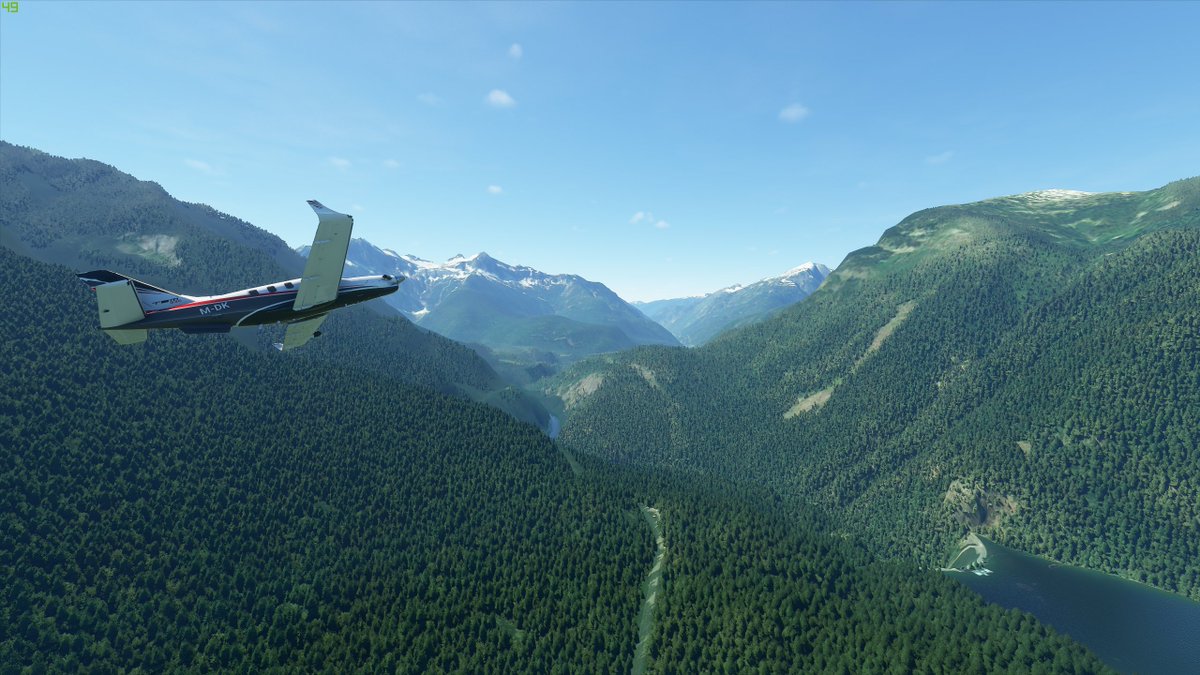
left=77, top=271, right=156, bottom=345
left=77, top=270, right=192, bottom=310
left=92, top=280, right=145, bottom=328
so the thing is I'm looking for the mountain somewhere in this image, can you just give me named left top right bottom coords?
left=1, top=246, right=1113, bottom=672
left=1, top=144, right=1117, bottom=671
left=635, top=262, right=829, bottom=346
left=553, top=178, right=1200, bottom=601
left=301, top=238, right=680, bottom=382
left=0, top=141, right=550, bottom=427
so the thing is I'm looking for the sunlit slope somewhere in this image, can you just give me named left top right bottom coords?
left=0, top=141, right=547, bottom=425
left=0, top=249, right=1113, bottom=672
left=556, top=178, right=1200, bottom=599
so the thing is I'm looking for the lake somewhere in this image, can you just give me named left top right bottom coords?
left=946, top=536, right=1200, bottom=674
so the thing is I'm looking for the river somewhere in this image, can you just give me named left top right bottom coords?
left=945, top=536, right=1200, bottom=674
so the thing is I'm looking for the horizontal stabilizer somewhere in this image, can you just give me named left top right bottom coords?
left=281, top=313, right=328, bottom=351
left=103, top=328, right=148, bottom=345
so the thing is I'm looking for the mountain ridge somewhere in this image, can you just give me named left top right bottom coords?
left=303, top=237, right=680, bottom=382
left=635, top=261, right=830, bottom=346
left=554, top=177, right=1200, bottom=601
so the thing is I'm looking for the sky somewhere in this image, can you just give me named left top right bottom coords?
left=2, top=2, right=1198, bottom=301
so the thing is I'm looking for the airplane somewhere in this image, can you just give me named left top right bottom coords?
left=77, top=200, right=402, bottom=350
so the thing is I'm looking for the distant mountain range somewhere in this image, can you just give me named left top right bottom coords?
left=300, top=238, right=679, bottom=382
left=635, top=262, right=830, bottom=346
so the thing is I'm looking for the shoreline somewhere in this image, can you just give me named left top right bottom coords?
left=942, top=532, right=989, bottom=571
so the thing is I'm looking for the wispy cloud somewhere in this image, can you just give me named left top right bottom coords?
left=417, top=93, right=442, bottom=106
left=631, top=211, right=670, bottom=229
left=329, top=157, right=352, bottom=171
left=778, top=103, right=810, bottom=123
left=352, top=204, right=365, bottom=212
left=486, top=89, right=517, bottom=108
left=925, top=150, right=954, bottom=165
left=509, top=43, right=523, bottom=60
left=184, top=158, right=214, bottom=174
left=487, top=185, right=503, bottom=195
left=383, top=159, right=401, bottom=169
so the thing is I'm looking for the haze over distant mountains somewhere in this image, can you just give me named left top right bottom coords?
left=635, top=262, right=830, bottom=346
left=301, top=238, right=679, bottom=382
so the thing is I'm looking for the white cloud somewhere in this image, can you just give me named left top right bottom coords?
left=329, top=157, right=351, bottom=171
left=487, top=185, right=503, bottom=195
left=631, top=211, right=670, bottom=229
left=509, top=43, right=523, bottom=59
left=925, top=150, right=954, bottom=165
left=417, top=93, right=442, bottom=106
left=383, top=159, right=401, bottom=169
left=486, top=89, right=517, bottom=108
left=184, top=158, right=213, bottom=173
left=352, top=204, right=365, bottom=212
left=778, top=103, right=810, bottom=123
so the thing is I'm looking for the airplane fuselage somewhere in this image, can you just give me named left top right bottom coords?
left=127, top=274, right=401, bottom=333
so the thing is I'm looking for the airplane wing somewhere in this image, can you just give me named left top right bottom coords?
left=279, top=313, right=329, bottom=351
left=294, top=200, right=353, bottom=311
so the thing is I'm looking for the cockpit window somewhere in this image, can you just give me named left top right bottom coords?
left=382, top=274, right=393, bottom=281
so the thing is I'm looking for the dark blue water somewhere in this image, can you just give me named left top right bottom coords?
left=946, top=536, right=1200, bottom=674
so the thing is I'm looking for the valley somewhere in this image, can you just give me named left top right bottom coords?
left=556, top=178, right=1200, bottom=605
left=5, top=3, right=1198, bottom=671
left=2, top=142, right=1192, bottom=673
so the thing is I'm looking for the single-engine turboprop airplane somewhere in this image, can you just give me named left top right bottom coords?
left=78, top=200, right=402, bottom=350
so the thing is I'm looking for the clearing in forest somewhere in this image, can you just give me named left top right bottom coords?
left=632, top=505, right=667, bottom=675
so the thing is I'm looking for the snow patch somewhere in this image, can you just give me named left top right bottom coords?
left=1014, top=189, right=1095, bottom=203
left=770, top=261, right=825, bottom=280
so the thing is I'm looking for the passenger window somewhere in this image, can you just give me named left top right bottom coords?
left=249, top=289, right=259, bottom=296
left=267, top=286, right=277, bottom=293
left=284, top=282, right=294, bottom=289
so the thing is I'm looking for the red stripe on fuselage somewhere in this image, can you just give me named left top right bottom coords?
left=147, top=289, right=299, bottom=314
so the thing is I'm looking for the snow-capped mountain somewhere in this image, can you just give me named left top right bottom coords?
left=635, top=262, right=830, bottom=346
left=299, top=239, right=680, bottom=381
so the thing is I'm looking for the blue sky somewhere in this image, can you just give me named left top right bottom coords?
left=2, top=2, right=1198, bottom=300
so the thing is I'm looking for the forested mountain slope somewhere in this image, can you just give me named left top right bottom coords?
left=0, top=249, right=1112, bottom=672
left=556, top=179, right=1200, bottom=600
left=0, top=142, right=548, bottom=427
